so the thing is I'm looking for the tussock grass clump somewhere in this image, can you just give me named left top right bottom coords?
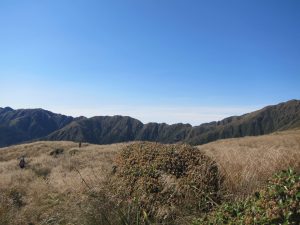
left=85, top=190, right=152, bottom=225
left=9, top=188, right=26, bottom=208
left=193, top=168, right=300, bottom=225
left=30, top=163, right=52, bottom=178
left=0, top=185, right=27, bottom=224
left=49, top=148, right=64, bottom=157
left=108, top=142, right=223, bottom=223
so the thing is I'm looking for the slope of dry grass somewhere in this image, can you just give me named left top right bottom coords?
left=0, top=141, right=127, bottom=225
left=0, top=129, right=299, bottom=224
left=198, top=129, right=300, bottom=198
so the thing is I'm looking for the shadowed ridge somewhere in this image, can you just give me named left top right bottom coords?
left=185, top=99, right=300, bottom=145
left=0, top=106, right=13, bottom=114
left=45, top=115, right=144, bottom=144
left=45, top=100, right=300, bottom=145
left=135, top=122, right=192, bottom=143
left=0, top=108, right=75, bottom=147
left=1, top=99, right=300, bottom=147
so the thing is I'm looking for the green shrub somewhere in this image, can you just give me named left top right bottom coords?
left=192, top=168, right=300, bottom=225
left=107, top=142, right=223, bottom=224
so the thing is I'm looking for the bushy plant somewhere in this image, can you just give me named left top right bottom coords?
left=107, top=142, right=223, bottom=223
left=192, top=168, right=300, bottom=225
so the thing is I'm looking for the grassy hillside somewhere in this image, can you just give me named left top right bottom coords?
left=0, top=107, right=74, bottom=147
left=0, top=129, right=299, bottom=224
left=0, top=141, right=126, bottom=225
left=187, top=99, right=300, bottom=145
left=2, top=100, right=300, bottom=147
left=45, top=99, right=300, bottom=146
left=198, top=129, right=300, bottom=198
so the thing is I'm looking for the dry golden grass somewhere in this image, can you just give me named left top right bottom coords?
left=0, top=129, right=300, bottom=224
left=198, top=129, right=300, bottom=198
left=0, top=141, right=128, bottom=225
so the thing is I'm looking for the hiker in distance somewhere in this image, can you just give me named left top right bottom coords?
left=19, top=156, right=25, bottom=169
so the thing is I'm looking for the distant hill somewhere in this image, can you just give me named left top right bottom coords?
left=45, top=99, right=300, bottom=145
left=45, top=116, right=144, bottom=144
left=45, top=116, right=193, bottom=144
left=186, top=99, right=300, bottom=145
left=0, top=100, right=300, bottom=147
left=0, top=107, right=74, bottom=147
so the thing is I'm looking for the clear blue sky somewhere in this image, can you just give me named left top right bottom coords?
left=0, top=0, right=299, bottom=125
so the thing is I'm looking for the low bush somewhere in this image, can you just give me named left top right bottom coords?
left=49, top=148, right=64, bottom=157
left=107, top=142, right=223, bottom=224
left=192, top=168, right=300, bottom=225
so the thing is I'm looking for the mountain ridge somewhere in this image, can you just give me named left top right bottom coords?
left=1, top=99, right=300, bottom=147
left=0, top=107, right=74, bottom=147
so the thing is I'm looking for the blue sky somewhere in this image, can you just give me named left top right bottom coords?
left=0, top=0, right=299, bottom=125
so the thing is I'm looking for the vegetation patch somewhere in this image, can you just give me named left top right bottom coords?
left=31, top=163, right=52, bottom=178
left=9, top=188, right=26, bottom=208
left=107, top=142, right=223, bottom=223
left=192, top=168, right=300, bottom=225
left=68, top=148, right=80, bottom=156
left=49, top=148, right=64, bottom=157
left=0, top=186, right=28, bottom=224
left=85, top=190, right=152, bottom=225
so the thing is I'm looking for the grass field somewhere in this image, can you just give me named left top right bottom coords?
left=198, top=129, right=300, bottom=198
left=0, top=141, right=127, bottom=224
left=0, top=129, right=299, bottom=224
